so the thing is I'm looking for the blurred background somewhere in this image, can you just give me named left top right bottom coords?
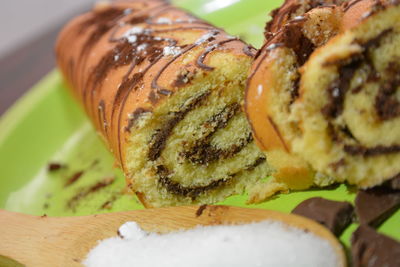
left=0, top=0, right=95, bottom=57
left=0, top=0, right=95, bottom=114
left=0, top=0, right=265, bottom=115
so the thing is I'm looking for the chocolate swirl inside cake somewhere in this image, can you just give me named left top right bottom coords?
left=290, top=1, right=400, bottom=187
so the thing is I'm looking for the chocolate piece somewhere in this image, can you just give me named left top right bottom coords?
left=292, top=197, right=354, bottom=236
left=355, top=187, right=400, bottom=227
left=351, top=225, right=400, bottom=267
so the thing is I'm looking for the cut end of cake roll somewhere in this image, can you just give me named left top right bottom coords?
left=56, top=0, right=270, bottom=208
left=292, top=0, right=400, bottom=188
left=124, top=42, right=269, bottom=207
left=246, top=0, right=400, bottom=195
left=245, top=5, right=345, bottom=196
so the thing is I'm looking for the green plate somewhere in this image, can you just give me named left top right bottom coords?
left=0, top=0, right=398, bottom=250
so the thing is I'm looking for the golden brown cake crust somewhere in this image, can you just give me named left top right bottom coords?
left=246, top=4, right=343, bottom=153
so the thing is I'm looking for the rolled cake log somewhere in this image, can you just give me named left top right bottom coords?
left=246, top=0, right=400, bottom=198
left=56, top=0, right=270, bottom=207
left=292, top=0, right=400, bottom=187
left=246, top=5, right=344, bottom=202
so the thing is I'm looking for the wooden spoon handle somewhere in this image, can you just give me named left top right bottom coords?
left=0, top=210, right=77, bottom=266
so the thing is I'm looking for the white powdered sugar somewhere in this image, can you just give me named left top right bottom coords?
left=163, top=46, right=182, bottom=56
left=125, top=26, right=144, bottom=35
left=123, top=8, right=132, bottom=15
left=156, top=17, right=173, bottom=24
left=125, top=35, right=137, bottom=43
left=123, top=27, right=145, bottom=43
left=84, top=220, right=339, bottom=267
left=137, top=44, right=148, bottom=52
left=175, top=18, right=195, bottom=23
left=195, top=31, right=218, bottom=45
left=257, top=84, right=263, bottom=98
left=118, top=222, right=146, bottom=240
left=205, top=43, right=219, bottom=52
left=266, top=43, right=282, bottom=51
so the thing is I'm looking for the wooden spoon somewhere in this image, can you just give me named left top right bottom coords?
left=0, top=205, right=346, bottom=267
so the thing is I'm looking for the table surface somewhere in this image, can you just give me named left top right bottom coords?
left=0, top=5, right=91, bottom=116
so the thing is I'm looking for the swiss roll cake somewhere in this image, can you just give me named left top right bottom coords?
left=246, top=4, right=344, bottom=201
left=56, top=0, right=270, bottom=207
left=246, top=0, right=400, bottom=198
left=292, top=0, right=400, bottom=188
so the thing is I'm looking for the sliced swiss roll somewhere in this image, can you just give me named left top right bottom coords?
left=246, top=0, right=400, bottom=199
left=246, top=5, right=344, bottom=202
left=56, top=0, right=270, bottom=207
left=291, top=0, right=400, bottom=188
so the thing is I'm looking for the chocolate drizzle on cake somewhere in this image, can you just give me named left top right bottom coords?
left=251, top=11, right=317, bottom=108
left=69, top=1, right=252, bottom=167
